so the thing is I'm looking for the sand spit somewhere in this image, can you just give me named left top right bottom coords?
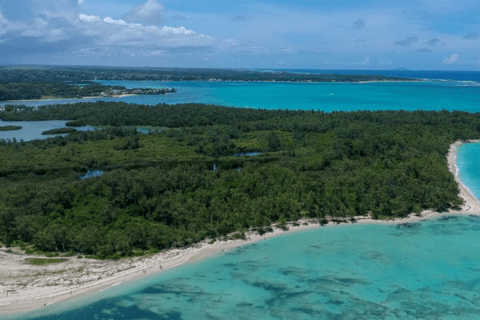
left=3, top=94, right=138, bottom=104
left=1, top=140, right=480, bottom=315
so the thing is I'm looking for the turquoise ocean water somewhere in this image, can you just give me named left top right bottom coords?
left=3, top=80, right=480, bottom=142
left=456, top=144, right=480, bottom=201
left=1, top=80, right=480, bottom=112
left=8, top=215, right=480, bottom=320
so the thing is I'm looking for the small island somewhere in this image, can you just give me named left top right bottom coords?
left=0, top=82, right=177, bottom=102
left=41, top=128, right=77, bottom=135
left=99, top=87, right=176, bottom=97
left=0, top=125, right=22, bottom=131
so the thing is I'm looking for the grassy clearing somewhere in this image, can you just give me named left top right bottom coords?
left=26, top=258, right=66, bottom=266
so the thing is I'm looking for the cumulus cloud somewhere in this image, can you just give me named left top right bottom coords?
left=122, top=0, right=164, bottom=26
left=0, top=0, right=218, bottom=65
left=352, top=19, right=365, bottom=30
left=78, top=14, right=209, bottom=48
left=443, top=53, right=459, bottom=64
left=0, top=1, right=84, bottom=42
left=416, top=48, right=432, bottom=52
left=394, top=36, right=418, bottom=46
left=78, top=14, right=100, bottom=23
left=463, top=32, right=479, bottom=40
left=425, top=38, right=439, bottom=46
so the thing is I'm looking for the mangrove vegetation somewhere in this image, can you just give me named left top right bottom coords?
left=1, top=104, right=477, bottom=259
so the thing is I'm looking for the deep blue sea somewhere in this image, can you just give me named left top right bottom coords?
left=5, top=71, right=480, bottom=319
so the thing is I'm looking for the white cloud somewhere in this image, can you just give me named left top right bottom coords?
left=443, top=53, right=459, bottom=64
left=123, top=0, right=164, bottom=26
left=224, top=39, right=238, bottom=45
left=77, top=13, right=211, bottom=49
left=361, top=56, right=370, bottom=65
left=145, top=50, right=165, bottom=56
left=103, top=17, right=129, bottom=26
left=78, top=0, right=84, bottom=4
left=45, top=28, right=68, bottom=42
left=79, top=14, right=101, bottom=23
left=0, top=0, right=215, bottom=62
left=20, top=18, right=49, bottom=37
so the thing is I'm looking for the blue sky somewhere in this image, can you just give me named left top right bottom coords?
left=0, top=0, right=479, bottom=69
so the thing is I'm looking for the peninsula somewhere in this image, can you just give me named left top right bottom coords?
left=0, top=126, right=21, bottom=132
left=0, top=82, right=176, bottom=102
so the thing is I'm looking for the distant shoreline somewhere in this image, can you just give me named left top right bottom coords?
left=1, top=139, right=479, bottom=316
left=96, top=79, right=421, bottom=84
left=0, top=94, right=138, bottom=104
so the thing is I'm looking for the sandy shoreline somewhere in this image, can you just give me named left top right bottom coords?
left=2, top=94, right=139, bottom=104
left=2, top=139, right=480, bottom=315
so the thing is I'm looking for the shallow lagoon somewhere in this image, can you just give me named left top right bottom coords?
left=456, top=143, right=480, bottom=201
left=3, top=80, right=480, bottom=142
left=9, top=214, right=480, bottom=320
left=2, top=80, right=480, bottom=112
left=0, top=120, right=94, bottom=142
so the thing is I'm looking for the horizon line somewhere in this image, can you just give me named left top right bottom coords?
left=0, top=63, right=478, bottom=72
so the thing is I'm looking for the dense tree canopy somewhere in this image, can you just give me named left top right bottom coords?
left=1, top=105, right=475, bottom=258
left=0, top=66, right=411, bottom=84
left=0, top=83, right=175, bottom=102
left=0, top=102, right=303, bottom=127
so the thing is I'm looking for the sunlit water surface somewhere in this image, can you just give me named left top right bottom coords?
left=3, top=80, right=480, bottom=142
left=457, top=143, right=480, bottom=202
left=0, top=120, right=94, bottom=142
left=1, top=80, right=480, bottom=112
left=7, top=215, right=480, bottom=320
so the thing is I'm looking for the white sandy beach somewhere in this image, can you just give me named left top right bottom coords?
left=1, top=140, right=480, bottom=315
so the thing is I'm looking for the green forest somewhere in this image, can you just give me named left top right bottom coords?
left=0, top=82, right=175, bottom=102
left=0, top=66, right=410, bottom=84
left=1, top=104, right=476, bottom=259
left=0, top=82, right=114, bottom=101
